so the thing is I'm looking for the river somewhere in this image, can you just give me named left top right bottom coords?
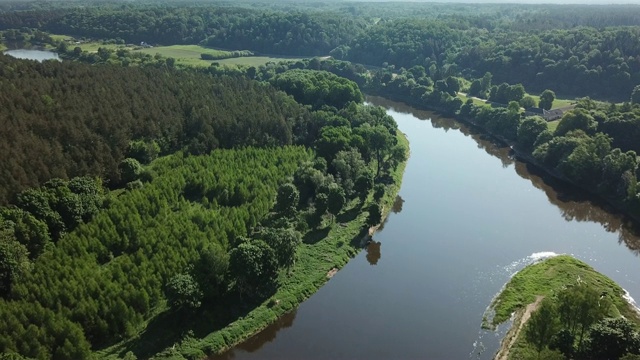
left=213, top=96, right=640, bottom=360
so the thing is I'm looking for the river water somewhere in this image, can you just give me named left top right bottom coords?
left=214, top=96, right=640, bottom=360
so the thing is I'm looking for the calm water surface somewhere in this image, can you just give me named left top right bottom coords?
left=4, top=49, right=60, bottom=61
left=214, top=96, right=640, bottom=360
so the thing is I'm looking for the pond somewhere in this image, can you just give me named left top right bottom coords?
left=4, top=49, right=60, bottom=62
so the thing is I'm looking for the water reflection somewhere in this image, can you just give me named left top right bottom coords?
left=210, top=310, right=297, bottom=359
left=391, top=195, right=404, bottom=214
left=367, top=95, right=640, bottom=255
left=513, top=161, right=640, bottom=255
left=366, top=241, right=381, bottom=265
left=378, top=195, right=404, bottom=232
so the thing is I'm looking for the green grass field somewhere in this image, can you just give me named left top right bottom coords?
left=69, top=40, right=301, bottom=68
left=457, top=93, right=489, bottom=107
left=528, top=93, right=574, bottom=109
left=215, top=56, right=304, bottom=68
left=547, top=120, right=560, bottom=132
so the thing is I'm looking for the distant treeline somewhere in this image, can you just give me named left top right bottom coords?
left=4, top=3, right=640, bottom=99
left=201, top=50, right=253, bottom=60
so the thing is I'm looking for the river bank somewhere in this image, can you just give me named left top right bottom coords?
left=366, top=87, right=640, bottom=230
left=132, top=131, right=409, bottom=360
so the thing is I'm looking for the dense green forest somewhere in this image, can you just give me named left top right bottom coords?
left=0, top=47, right=406, bottom=358
left=4, top=1, right=640, bottom=359
left=0, top=54, right=310, bottom=204
left=4, top=2, right=640, bottom=99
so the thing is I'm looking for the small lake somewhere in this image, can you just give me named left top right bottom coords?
left=213, top=96, right=640, bottom=360
left=4, top=49, right=60, bottom=62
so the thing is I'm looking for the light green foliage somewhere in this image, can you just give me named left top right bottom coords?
left=508, top=101, right=521, bottom=113
left=0, top=147, right=311, bottom=357
left=0, top=208, right=50, bottom=259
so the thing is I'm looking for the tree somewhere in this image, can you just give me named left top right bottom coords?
left=165, top=273, right=203, bottom=309
left=366, top=203, right=382, bottom=227
left=0, top=208, right=50, bottom=259
left=331, top=149, right=367, bottom=197
left=327, top=184, right=345, bottom=222
left=445, top=77, right=460, bottom=96
left=540, top=90, right=556, bottom=110
left=525, top=298, right=560, bottom=356
left=354, top=173, right=374, bottom=199
left=587, top=317, right=640, bottom=360
left=274, top=183, right=299, bottom=216
left=557, top=284, right=610, bottom=351
left=468, top=79, right=483, bottom=97
left=520, top=96, right=537, bottom=108
left=119, top=158, right=144, bottom=184
left=229, top=240, right=278, bottom=298
left=555, top=109, right=598, bottom=136
left=0, top=229, right=31, bottom=296
left=631, top=85, right=640, bottom=105
left=193, top=244, right=229, bottom=300
left=481, top=72, right=493, bottom=95
left=363, top=125, right=396, bottom=178
left=518, top=116, right=549, bottom=150
left=373, top=184, right=386, bottom=201
left=315, top=192, right=329, bottom=217
left=508, top=101, right=521, bottom=113
left=261, top=228, right=302, bottom=269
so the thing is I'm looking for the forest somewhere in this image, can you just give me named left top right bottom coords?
left=3, top=2, right=640, bottom=99
left=3, top=1, right=640, bottom=359
left=0, top=46, right=406, bottom=358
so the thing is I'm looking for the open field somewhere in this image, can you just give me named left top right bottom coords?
left=68, top=39, right=303, bottom=68
left=547, top=120, right=560, bottom=132
left=215, top=56, right=304, bottom=67
left=528, top=93, right=575, bottom=109
left=457, top=93, right=489, bottom=107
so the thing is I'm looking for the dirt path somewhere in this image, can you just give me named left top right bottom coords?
left=494, top=296, right=544, bottom=360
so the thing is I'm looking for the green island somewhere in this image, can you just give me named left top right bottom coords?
left=489, top=255, right=640, bottom=360
left=3, top=1, right=640, bottom=359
